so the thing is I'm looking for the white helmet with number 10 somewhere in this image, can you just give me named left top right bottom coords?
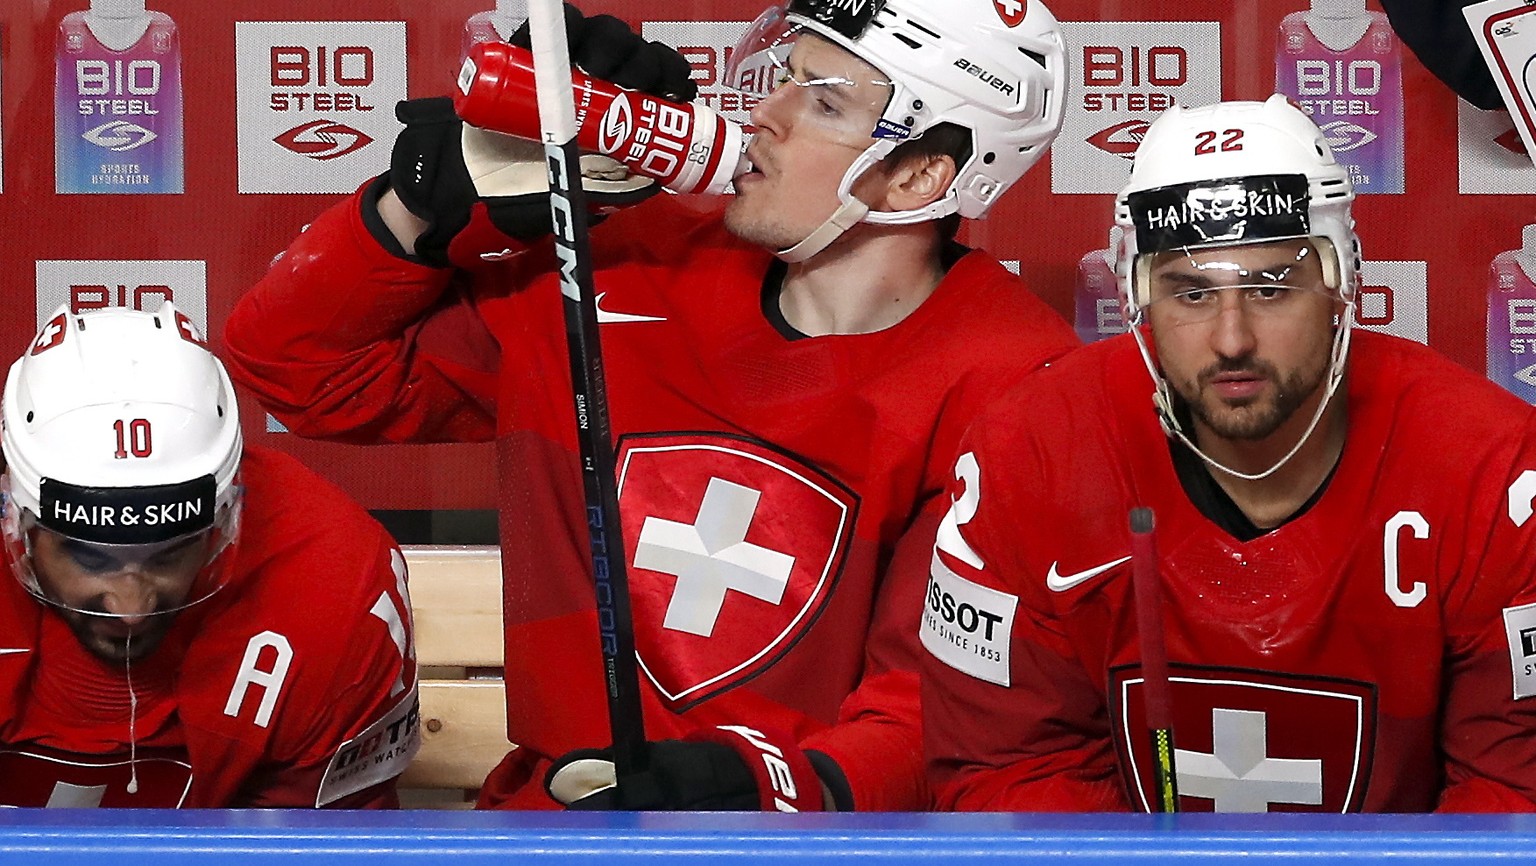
left=1, top=303, right=244, bottom=613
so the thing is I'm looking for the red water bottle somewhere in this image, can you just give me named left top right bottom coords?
left=455, top=41, right=749, bottom=196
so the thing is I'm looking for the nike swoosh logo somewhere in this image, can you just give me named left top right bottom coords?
left=0, top=648, right=31, bottom=656
left=595, top=292, right=667, bottom=324
left=1046, top=556, right=1131, bottom=592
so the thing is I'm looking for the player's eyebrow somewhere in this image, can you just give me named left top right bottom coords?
left=59, top=533, right=204, bottom=566
left=793, top=58, right=858, bottom=98
left=150, top=535, right=205, bottom=557
left=1158, top=253, right=1312, bottom=287
left=1154, top=270, right=1219, bottom=291
left=59, top=536, right=112, bottom=560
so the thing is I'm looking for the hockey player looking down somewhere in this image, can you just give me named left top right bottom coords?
left=0, top=304, right=418, bottom=808
left=921, top=95, right=1536, bottom=812
left=225, top=0, right=1078, bottom=811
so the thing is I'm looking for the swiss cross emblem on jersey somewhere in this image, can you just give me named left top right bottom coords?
left=1110, top=665, right=1376, bottom=812
left=617, top=433, right=858, bottom=711
left=0, top=747, right=193, bottom=807
left=993, top=0, right=1027, bottom=27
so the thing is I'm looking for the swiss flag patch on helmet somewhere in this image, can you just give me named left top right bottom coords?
left=993, top=0, right=1028, bottom=27
left=617, top=432, right=858, bottom=711
left=31, top=314, right=68, bottom=356
left=1110, top=664, right=1376, bottom=813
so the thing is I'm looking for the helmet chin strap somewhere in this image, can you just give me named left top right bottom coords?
left=775, top=136, right=960, bottom=263
left=1131, top=304, right=1354, bottom=483
left=777, top=197, right=871, bottom=263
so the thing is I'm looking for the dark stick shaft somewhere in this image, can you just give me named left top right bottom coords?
left=1130, top=506, right=1178, bottom=813
left=529, top=0, right=648, bottom=795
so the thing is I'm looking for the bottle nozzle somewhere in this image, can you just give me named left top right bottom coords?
left=733, top=133, right=755, bottom=179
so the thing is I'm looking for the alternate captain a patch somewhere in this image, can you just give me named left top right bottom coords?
left=616, top=432, right=858, bottom=711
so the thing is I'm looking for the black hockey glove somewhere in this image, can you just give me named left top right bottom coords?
left=545, top=725, right=833, bottom=811
left=384, top=96, right=656, bottom=269
left=508, top=3, right=697, bottom=103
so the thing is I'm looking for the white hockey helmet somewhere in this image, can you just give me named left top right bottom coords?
left=726, top=0, right=1067, bottom=258
left=1115, top=94, right=1360, bottom=322
left=1, top=302, right=244, bottom=614
left=1113, top=95, right=1360, bottom=483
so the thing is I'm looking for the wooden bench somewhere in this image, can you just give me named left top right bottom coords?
left=398, top=545, right=512, bottom=808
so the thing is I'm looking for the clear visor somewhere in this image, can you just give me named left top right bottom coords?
left=2, top=474, right=242, bottom=620
left=724, top=5, right=896, bottom=147
left=1139, top=241, right=1339, bottom=326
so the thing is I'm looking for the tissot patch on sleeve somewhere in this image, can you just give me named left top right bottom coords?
left=1502, top=602, right=1536, bottom=701
left=920, top=553, right=1017, bottom=686
left=315, top=689, right=420, bottom=806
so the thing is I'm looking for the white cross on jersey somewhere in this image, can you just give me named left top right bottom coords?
left=47, top=781, right=107, bottom=808
left=634, top=477, right=797, bottom=637
left=1176, top=708, right=1324, bottom=812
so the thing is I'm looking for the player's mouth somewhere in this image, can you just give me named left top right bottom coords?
left=735, top=169, right=764, bottom=189
left=738, top=145, right=769, bottom=184
left=91, top=619, right=150, bottom=640
left=1206, top=371, right=1267, bottom=401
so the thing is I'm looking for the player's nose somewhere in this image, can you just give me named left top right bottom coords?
left=99, top=576, right=157, bottom=623
left=1209, top=292, right=1258, bottom=358
left=749, top=82, right=795, bottom=137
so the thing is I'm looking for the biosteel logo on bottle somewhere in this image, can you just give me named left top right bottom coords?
left=56, top=0, right=183, bottom=194
left=455, top=42, right=748, bottom=196
left=1488, top=225, right=1536, bottom=403
left=1073, top=227, right=1128, bottom=344
left=1275, top=0, right=1404, bottom=194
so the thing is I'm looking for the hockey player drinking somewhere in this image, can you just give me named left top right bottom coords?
left=226, top=0, right=1078, bottom=811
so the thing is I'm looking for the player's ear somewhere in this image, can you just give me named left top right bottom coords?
left=853, top=153, right=956, bottom=213
left=887, top=153, right=956, bottom=212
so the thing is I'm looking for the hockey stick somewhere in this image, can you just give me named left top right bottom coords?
left=527, top=0, right=649, bottom=795
left=1129, top=506, right=1178, bottom=813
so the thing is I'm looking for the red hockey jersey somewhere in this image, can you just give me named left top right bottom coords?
left=922, top=332, right=1536, bottom=813
left=224, top=191, right=1078, bottom=810
left=0, top=446, right=419, bottom=808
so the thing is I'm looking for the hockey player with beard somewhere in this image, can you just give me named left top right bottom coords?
left=0, top=304, right=418, bottom=808
left=921, top=95, right=1536, bottom=812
